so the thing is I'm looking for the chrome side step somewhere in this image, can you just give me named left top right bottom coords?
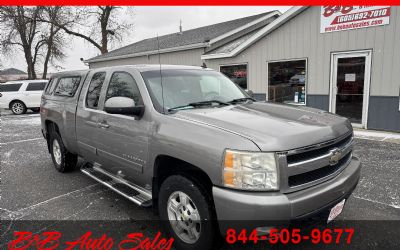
left=81, top=163, right=152, bottom=207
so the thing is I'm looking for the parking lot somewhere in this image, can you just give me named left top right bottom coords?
left=1, top=110, right=399, bottom=247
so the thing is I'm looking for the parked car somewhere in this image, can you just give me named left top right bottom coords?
left=289, top=71, right=306, bottom=86
left=0, top=80, right=48, bottom=114
left=40, top=65, right=360, bottom=250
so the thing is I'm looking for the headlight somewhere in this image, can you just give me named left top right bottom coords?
left=222, top=149, right=278, bottom=191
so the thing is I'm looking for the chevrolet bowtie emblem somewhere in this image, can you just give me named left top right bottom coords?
left=329, top=148, right=342, bottom=165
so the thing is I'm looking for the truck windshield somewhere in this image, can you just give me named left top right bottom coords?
left=141, top=69, right=250, bottom=113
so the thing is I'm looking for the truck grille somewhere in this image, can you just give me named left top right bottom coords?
left=288, top=152, right=352, bottom=187
left=280, top=132, right=353, bottom=192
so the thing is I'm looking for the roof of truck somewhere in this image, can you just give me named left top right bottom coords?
left=51, top=65, right=213, bottom=77
left=119, top=64, right=212, bottom=72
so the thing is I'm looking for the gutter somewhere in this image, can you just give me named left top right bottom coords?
left=201, top=6, right=307, bottom=60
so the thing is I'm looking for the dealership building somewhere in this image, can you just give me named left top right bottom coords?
left=87, top=6, right=400, bottom=132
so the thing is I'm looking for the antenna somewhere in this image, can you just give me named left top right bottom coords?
left=156, top=34, right=166, bottom=114
left=179, top=20, right=183, bottom=34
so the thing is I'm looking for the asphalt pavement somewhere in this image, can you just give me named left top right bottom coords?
left=1, top=110, right=399, bottom=248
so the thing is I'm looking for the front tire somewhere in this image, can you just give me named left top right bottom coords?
left=158, top=175, right=219, bottom=250
left=49, top=132, right=77, bottom=172
left=10, top=101, right=27, bottom=115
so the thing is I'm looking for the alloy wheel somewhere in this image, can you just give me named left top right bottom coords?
left=167, top=191, right=201, bottom=244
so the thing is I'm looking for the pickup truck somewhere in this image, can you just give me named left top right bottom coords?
left=40, top=65, right=360, bottom=249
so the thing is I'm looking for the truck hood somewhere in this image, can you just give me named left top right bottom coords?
left=173, top=102, right=352, bottom=151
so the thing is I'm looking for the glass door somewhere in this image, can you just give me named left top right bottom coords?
left=330, top=51, right=371, bottom=127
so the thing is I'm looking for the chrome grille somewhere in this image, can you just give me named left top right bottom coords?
left=278, top=132, right=354, bottom=193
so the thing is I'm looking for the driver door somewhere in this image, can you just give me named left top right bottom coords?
left=95, top=70, right=150, bottom=185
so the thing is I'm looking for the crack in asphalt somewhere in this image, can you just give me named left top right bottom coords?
left=0, top=137, right=43, bottom=145
left=353, top=195, right=400, bottom=209
left=15, top=183, right=101, bottom=215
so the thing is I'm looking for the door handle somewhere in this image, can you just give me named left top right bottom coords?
left=98, top=122, right=110, bottom=129
left=85, top=121, right=98, bottom=127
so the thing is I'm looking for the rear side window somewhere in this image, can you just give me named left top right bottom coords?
left=0, top=83, right=22, bottom=92
left=106, top=72, right=142, bottom=105
left=54, top=76, right=81, bottom=96
left=45, top=78, right=55, bottom=94
left=86, top=72, right=106, bottom=109
left=26, top=82, right=47, bottom=91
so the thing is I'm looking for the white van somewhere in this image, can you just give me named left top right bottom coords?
left=0, top=80, right=48, bottom=115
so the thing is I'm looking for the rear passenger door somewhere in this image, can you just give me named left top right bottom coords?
left=76, top=71, right=108, bottom=162
left=94, top=70, right=150, bottom=185
left=24, top=82, right=47, bottom=107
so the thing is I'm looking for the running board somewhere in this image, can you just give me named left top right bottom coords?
left=81, top=163, right=152, bottom=207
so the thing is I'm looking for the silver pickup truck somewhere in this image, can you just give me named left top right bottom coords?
left=40, top=65, right=360, bottom=249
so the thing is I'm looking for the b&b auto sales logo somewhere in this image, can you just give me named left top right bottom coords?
left=6, top=231, right=174, bottom=250
left=321, top=6, right=391, bottom=33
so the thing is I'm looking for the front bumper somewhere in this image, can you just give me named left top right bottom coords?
left=213, top=157, right=361, bottom=234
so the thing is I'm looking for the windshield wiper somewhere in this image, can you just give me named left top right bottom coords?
left=168, top=100, right=230, bottom=112
left=228, top=97, right=256, bottom=104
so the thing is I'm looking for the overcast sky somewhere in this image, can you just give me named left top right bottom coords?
left=3, top=6, right=291, bottom=73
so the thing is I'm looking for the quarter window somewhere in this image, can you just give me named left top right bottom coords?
left=86, top=72, right=106, bottom=109
left=45, top=78, right=56, bottom=94
left=106, top=72, right=141, bottom=105
left=220, top=64, right=248, bottom=90
left=0, top=83, right=22, bottom=92
left=268, top=60, right=307, bottom=105
left=26, top=82, right=47, bottom=91
left=54, top=76, right=81, bottom=96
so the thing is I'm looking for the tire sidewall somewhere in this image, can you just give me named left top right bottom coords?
left=50, top=133, right=66, bottom=172
left=11, top=101, right=26, bottom=115
left=158, top=175, right=217, bottom=250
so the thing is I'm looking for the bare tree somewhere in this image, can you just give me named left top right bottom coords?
left=40, top=6, right=133, bottom=54
left=41, top=7, right=66, bottom=79
left=0, top=6, right=44, bottom=79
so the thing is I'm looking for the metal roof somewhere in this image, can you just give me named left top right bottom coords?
left=86, top=11, right=278, bottom=63
left=202, top=7, right=307, bottom=60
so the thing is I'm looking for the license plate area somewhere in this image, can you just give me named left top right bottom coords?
left=327, top=199, right=345, bottom=222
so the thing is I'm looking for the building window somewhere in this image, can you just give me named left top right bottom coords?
left=268, top=60, right=307, bottom=105
left=220, top=64, right=248, bottom=90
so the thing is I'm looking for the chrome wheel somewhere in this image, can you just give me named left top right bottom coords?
left=52, top=139, right=62, bottom=165
left=167, top=191, right=201, bottom=244
left=11, top=102, right=24, bottom=114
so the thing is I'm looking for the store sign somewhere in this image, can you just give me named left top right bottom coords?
left=320, top=6, right=391, bottom=33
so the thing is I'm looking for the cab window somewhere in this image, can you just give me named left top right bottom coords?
left=105, top=72, right=142, bottom=106
left=86, top=72, right=106, bottom=109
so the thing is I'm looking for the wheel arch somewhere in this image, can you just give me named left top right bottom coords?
left=152, top=155, right=214, bottom=210
left=44, top=120, right=61, bottom=152
left=8, top=99, right=26, bottom=109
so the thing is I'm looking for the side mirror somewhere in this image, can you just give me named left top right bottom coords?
left=245, top=89, right=254, bottom=98
left=104, top=97, right=145, bottom=117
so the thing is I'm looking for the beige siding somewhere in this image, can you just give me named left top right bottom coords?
left=205, top=7, right=400, bottom=97
left=89, top=48, right=205, bottom=69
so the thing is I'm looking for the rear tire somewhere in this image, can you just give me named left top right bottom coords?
left=49, top=132, right=77, bottom=172
left=158, top=175, right=219, bottom=250
left=10, top=101, right=27, bottom=115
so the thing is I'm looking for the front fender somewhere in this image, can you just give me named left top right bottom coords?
left=145, top=114, right=260, bottom=186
